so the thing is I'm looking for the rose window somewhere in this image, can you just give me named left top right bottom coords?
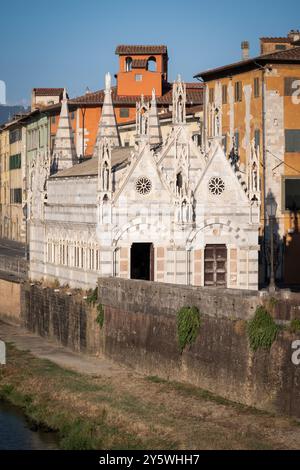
left=135, top=177, right=152, bottom=195
left=208, top=177, right=225, bottom=196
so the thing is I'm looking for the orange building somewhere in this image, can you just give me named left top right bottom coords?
left=194, top=31, right=300, bottom=287
left=48, top=45, right=203, bottom=157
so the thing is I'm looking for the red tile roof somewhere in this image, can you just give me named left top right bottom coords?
left=132, top=59, right=148, bottom=69
left=195, top=46, right=300, bottom=80
left=115, top=45, right=167, bottom=55
left=33, top=88, right=64, bottom=96
left=260, top=37, right=292, bottom=43
left=70, top=83, right=203, bottom=107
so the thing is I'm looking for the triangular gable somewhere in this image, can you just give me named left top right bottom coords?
left=195, top=141, right=249, bottom=205
left=113, top=143, right=172, bottom=204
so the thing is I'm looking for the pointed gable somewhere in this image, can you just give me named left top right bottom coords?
left=52, top=88, right=77, bottom=171
left=195, top=140, right=250, bottom=205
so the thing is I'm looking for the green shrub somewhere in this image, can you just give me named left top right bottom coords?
left=290, top=318, right=300, bottom=334
left=247, top=306, right=279, bottom=352
left=177, top=306, right=202, bottom=353
left=86, top=287, right=98, bottom=305
left=96, top=304, right=104, bottom=328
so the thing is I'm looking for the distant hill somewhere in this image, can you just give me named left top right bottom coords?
left=0, top=105, right=29, bottom=126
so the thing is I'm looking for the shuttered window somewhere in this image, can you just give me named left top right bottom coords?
left=9, top=153, right=21, bottom=170
left=284, top=178, right=300, bottom=211
left=209, top=88, right=214, bottom=104
left=222, top=85, right=227, bottom=104
left=234, top=81, right=242, bottom=102
left=254, top=77, right=260, bottom=98
left=10, top=188, right=22, bottom=203
left=120, top=108, right=129, bottom=118
left=254, top=129, right=260, bottom=150
left=285, top=129, right=300, bottom=152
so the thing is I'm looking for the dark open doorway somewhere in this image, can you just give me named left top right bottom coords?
left=130, top=243, right=154, bottom=281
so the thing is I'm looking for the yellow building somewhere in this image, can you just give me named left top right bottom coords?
left=0, top=116, right=26, bottom=242
left=195, top=31, right=300, bottom=286
left=0, top=125, right=10, bottom=238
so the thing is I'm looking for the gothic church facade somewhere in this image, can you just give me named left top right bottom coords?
left=29, top=74, right=261, bottom=290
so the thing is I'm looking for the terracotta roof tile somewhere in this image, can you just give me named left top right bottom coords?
left=33, top=88, right=64, bottom=96
left=260, top=37, right=292, bottom=43
left=115, top=45, right=167, bottom=55
left=132, top=59, right=148, bottom=68
left=70, top=83, right=203, bottom=107
left=195, top=46, right=300, bottom=80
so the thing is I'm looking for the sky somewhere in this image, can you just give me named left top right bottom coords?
left=1, top=0, right=300, bottom=106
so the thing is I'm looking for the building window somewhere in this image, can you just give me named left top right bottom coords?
left=275, top=44, right=287, bottom=50
left=254, top=77, right=260, bottom=98
left=71, top=112, right=75, bottom=120
left=135, top=74, right=142, bottom=81
left=120, top=108, right=129, bottom=118
left=9, top=128, right=22, bottom=144
left=285, top=129, right=300, bottom=152
left=283, top=177, right=300, bottom=211
left=124, top=139, right=130, bottom=147
left=209, top=88, right=214, bottom=104
left=9, top=153, right=21, bottom=170
left=234, top=81, right=242, bottom=102
left=125, top=57, right=132, bottom=72
left=10, top=188, right=22, bottom=203
left=222, top=85, right=227, bottom=104
left=192, top=133, right=201, bottom=147
left=254, top=129, right=260, bottom=150
left=51, top=116, right=56, bottom=124
left=147, top=57, right=156, bottom=72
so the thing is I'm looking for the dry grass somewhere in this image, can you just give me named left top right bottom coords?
left=1, top=344, right=300, bottom=450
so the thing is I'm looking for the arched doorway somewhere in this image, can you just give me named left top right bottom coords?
left=130, top=243, right=154, bottom=281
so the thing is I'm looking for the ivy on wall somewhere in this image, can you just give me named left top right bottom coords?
left=177, top=306, right=202, bottom=353
left=247, top=306, right=279, bottom=352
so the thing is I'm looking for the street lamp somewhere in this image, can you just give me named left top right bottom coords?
left=266, top=191, right=277, bottom=292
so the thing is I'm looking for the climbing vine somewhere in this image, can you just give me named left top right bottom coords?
left=86, top=287, right=98, bottom=305
left=177, top=306, right=202, bottom=353
left=96, top=304, right=104, bottom=328
left=247, top=306, right=279, bottom=352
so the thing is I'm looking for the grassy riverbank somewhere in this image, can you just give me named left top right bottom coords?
left=1, top=342, right=300, bottom=450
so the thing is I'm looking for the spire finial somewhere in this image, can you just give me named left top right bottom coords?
left=105, top=72, right=111, bottom=92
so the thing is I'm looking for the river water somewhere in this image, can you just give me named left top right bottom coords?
left=0, top=401, right=58, bottom=450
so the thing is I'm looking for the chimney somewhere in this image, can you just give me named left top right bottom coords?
left=288, top=29, right=300, bottom=43
left=241, top=41, right=250, bottom=60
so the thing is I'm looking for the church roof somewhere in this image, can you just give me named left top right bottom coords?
left=51, top=147, right=133, bottom=178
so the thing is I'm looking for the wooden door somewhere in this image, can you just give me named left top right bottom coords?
left=204, top=244, right=227, bottom=287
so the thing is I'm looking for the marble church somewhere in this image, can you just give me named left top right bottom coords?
left=29, top=74, right=261, bottom=290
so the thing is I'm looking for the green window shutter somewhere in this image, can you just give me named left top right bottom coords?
left=285, top=130, right=300, bottom=152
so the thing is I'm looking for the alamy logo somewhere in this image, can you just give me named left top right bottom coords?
left=0, top=80, right=6, bottom=105
left=292, top=80, right=300, bottom=105
left=291, top=340, right=300, bottom=365
left=0, top=340, right=6, bottom=365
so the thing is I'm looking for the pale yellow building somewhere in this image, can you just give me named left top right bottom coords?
left=0, top=117, right=27, bottom=242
